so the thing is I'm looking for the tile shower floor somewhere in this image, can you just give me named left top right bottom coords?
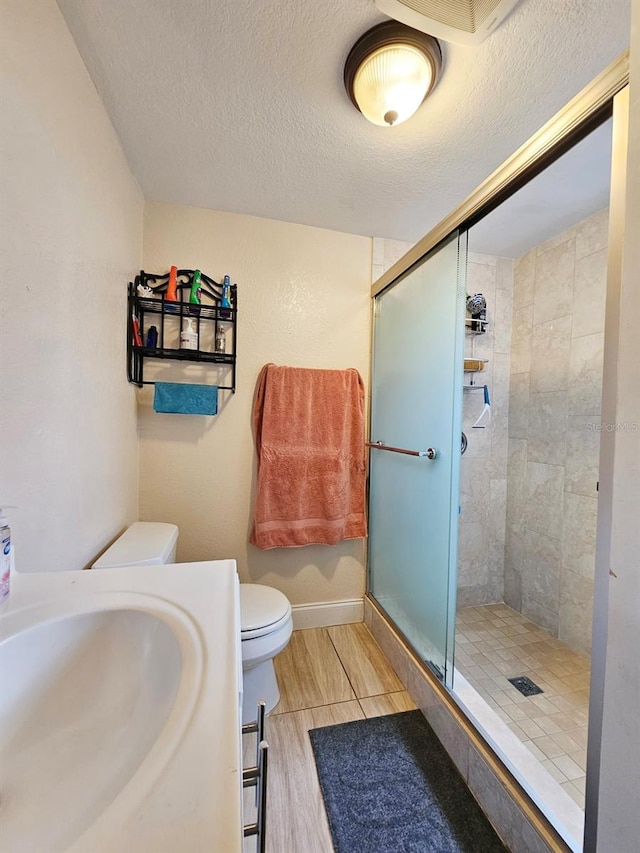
left=455, top=603, right=590, bottom=809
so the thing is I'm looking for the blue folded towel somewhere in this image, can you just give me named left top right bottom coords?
left=153, top=382, right=218, bottom=415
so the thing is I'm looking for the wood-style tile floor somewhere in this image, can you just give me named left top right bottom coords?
left=455, top=603, right=590, bottom=809
left=243, top=623, right=416, bottom=853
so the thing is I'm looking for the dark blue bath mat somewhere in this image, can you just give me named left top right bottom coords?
left=309, top=710, right=506, bottom=853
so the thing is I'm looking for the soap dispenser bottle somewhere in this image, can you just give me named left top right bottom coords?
left=180, top=317, right=198, bottom=350
left=1, top=508, right=12, bottom=605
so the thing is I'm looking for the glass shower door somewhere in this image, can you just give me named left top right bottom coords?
left=368, top=231, right=466, bottom=686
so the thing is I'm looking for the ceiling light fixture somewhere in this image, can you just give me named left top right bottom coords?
left=344, top=21, right=442, bottom=127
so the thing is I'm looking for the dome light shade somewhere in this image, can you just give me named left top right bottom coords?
left=344, top=22, right=442, bottom=127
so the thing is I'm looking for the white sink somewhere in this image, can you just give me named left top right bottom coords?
left=1, top=605, right=186, bottom=851
left=0, top=564, right=243, bottom=853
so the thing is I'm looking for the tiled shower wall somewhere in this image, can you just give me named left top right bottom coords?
left=371, top=237, right=413, bottom=283
left=372, top=218, right=606, bottom=656
left=373, top=241, right=515, bottom=608
left=458, top=254, right=514, bottom=606
left=505, top=208, right=608, bottom=655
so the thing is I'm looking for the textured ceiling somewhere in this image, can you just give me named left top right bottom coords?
left=57, top=0, right=629, bottom=244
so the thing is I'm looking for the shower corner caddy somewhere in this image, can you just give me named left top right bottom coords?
left=127, top=269, right=237, bottom=391
left=464, top=317, right=488, bottom=334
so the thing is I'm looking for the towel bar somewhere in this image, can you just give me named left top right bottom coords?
left=367, top=441, right=437, bottom=460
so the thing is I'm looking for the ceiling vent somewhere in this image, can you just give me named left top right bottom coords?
left=374, top=0, right=523, bottom=46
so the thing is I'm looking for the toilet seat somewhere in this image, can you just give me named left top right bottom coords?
left=240, top=584, right=292, bottom=640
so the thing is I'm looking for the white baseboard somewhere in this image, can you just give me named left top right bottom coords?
left=291, top=598, right=364, bottom=630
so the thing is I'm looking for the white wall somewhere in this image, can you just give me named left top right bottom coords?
left=140, top=202, right=371, bottom=607
left=0, top=0, right=143, bottom=571
left=593, top=8, right=640, bottom=848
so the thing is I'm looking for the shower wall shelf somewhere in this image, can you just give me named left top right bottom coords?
left=465, top=317, right=488, bottom=334
left=127, top=269, right=237, bottom=390
left=463, top=359, right=488, bottom=372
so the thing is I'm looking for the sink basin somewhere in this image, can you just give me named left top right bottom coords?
left=0, top=563, right=242, bottom=853
left=0, top=596, right=200, bottom=852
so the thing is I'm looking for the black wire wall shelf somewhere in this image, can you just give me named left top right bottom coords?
left=127, top=268, right=237, bottom=390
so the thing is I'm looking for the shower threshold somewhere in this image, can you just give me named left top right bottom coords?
left=371, top=596, right=586, bottom=847
left=452, top=670, right=584, bottom=851
left=452, top=604, right=590, bottom=850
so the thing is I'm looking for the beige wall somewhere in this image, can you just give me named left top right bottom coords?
left=140, top=202, right=371, bottom=606
left=505, top=209, right=608, bottom=655
left=0, top=0, right=142, bottom=571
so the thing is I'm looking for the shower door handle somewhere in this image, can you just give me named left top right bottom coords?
left=367, top=441, right=437, bottom=460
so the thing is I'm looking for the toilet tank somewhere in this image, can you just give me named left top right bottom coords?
left=91, top=522, right=179, bottom=569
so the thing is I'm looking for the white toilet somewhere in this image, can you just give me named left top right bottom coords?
left=92, top=522, right=293, bottom=724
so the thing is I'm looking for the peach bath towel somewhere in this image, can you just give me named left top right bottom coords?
left=250, top=364, right=367, bottom=549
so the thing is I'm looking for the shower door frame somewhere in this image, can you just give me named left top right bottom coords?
left=366, top=50, right=630, bottom=853
left=370, top=52, right=628, bottom=298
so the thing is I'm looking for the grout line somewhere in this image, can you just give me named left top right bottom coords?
left=269, top=626, right=406, bottom=719
left=360, top=688, right=405, bottom=700
left=270, top=698, right=364, bottom=720
left=324, top=625, right=362, bottom=701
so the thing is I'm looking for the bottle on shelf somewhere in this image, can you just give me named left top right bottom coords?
left=166, top=265, right=179, bottom=301
left=215, top=324, right=227, bottom=354
left=1, top=508, right=12, bottom=605
left=220, top=274, right=232, bottom=319
left=180, top=317, right=198, bottom=350
left=145, top=325, right=158, bottom=348
left=189, top=269, right=202, bottom=315
left=131, top=314, right=143, bottom=347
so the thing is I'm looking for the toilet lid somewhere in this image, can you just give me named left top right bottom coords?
left=240, top=584, right=291, bottom=638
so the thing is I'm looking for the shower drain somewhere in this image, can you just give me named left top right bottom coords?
left=507, top=676, right=543, bottom=697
